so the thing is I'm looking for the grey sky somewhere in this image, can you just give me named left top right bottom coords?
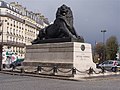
left=4, top=0, right=120, bottom=45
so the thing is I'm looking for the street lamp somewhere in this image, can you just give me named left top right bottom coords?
left=101, top=30, right=106, bottom=61
left=0, top=20, right=3, bottom=71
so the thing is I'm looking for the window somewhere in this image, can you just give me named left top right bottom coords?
left=13, top=38, right=15, bottom=42
left=6, top=4, right=10, bottom=8
left=13, top=29, right=15, bottom=35
left=7, top=27, right=9, bottom=33
left=109, top=61, right=113, bottom=64
left=10, top=5, right=13, bottom=10
left=7, top=36, right=8, bottom=41
left=10, top=37, right=12, bottom=41
left=13, top=7, right=16, bottom=11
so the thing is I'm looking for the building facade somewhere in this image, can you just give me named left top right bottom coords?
left=0, top=1, right=49, bottom=58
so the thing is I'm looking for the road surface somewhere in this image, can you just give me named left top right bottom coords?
left=0, top=73, right=120, bottom=90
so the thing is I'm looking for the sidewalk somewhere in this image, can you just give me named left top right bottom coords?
left=1, top=68, right=120, bottom=81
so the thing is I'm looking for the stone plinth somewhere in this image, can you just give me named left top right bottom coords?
left=24, top=42, right=96, bottom=72
left=73, top=42, right=95, bottom=71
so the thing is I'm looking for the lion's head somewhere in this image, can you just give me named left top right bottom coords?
left=56, top=4, right=73, bottom=26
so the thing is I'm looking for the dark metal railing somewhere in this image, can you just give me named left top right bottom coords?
left=0, top=40, right=25, bottom=47
left=35, top=65, right=102, bottom=76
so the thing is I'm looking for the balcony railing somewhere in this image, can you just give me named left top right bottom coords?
left=0, top=40, right=26, bottom=47
left=0, top=12, right=25, bottom=23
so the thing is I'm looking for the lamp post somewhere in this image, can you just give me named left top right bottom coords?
left=101, top=30, right=106, bottom=61
left=0, top=20, right=3, bottom=71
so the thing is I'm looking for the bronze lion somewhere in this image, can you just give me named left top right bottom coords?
left=32, top=4, right=84, bottom=44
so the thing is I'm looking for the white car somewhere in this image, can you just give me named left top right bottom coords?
left=98, top=60, right=120, bottom=72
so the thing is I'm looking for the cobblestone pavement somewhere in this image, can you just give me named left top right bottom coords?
left=0, top=73, right=120, bottom=90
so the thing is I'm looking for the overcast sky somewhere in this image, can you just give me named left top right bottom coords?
left=4, top=0, right=120, bottom=45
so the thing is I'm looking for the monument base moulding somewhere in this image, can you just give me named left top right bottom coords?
left=24, top=42, right=96, bottom=76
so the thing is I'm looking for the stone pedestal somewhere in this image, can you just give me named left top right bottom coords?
left=24, top=42, right=96, bottom=72
left=73, top=42, right=96, bottom=71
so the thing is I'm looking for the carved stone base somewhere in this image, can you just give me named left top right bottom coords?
left=24, top=42, right=96, bottom=72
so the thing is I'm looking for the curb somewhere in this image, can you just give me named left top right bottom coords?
left=0, top=71, right=80, bottom=81
left=0, top=70, right=120, bottom=81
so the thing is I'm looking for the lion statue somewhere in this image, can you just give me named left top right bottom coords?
left=32, top=4, right=84, bottom=44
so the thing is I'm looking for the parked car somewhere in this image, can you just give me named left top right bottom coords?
left=98, top=60, right=120, bottom=72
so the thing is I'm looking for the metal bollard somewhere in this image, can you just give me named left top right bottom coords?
left=88, top=67, right=93, bottom=75
left=12, top=65, right=15, bottom=70
left=20, top=68, right=24, bottom=73
left=12, top=65, right=15, bottom=72
left=72, top=67, right=76, bottom=75
left=53, top=65, right=58, bottom=75
left=37, top=65, right=42, bottom=73
left=101, top=67, right=105, bottom=73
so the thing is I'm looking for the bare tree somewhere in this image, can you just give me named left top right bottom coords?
left=106, top=36, right=118, bottom=60
left=94, top=42, right=104, bottom=63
